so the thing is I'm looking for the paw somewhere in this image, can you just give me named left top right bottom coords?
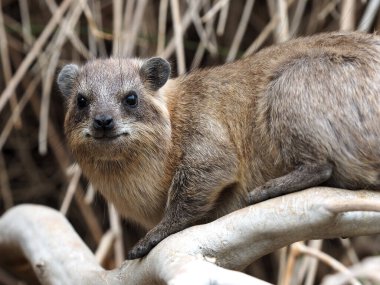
left=127, top=235, right=162, bottom=260
left=127, top=243, right=150, bottom=260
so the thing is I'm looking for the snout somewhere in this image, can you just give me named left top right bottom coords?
left=93, top=114, right=115, bottom=130
left=91, top=114, right=119, bottom=139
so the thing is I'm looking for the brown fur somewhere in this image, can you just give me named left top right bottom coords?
left=58, top=32, right=380, bottom=259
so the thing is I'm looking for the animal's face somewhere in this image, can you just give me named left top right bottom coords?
left=57, top=58, right=171, bottom=162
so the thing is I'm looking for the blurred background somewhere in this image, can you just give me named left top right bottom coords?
left=1, top=0, right=380, bottom=284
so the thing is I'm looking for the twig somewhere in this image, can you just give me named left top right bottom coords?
left=294, top=252, right=311, bottom=285
left=340, top=0, right=356, bottom=31
left=0, top=75, right=41, bottom=151
left=0, top=152, right=13, bottom=210
left=121, top=0, right=135, bottom=55
left=304, top=240, right=323, bottom=285
left=289, top=0, right=308, bottom=37
left=201, top=0, right=229, bottom=23
left=292, top=242, right=361, bottom=285
left=3, top=14, right=53, bottom=89
left=60, top=165, right=82, bottom=215
left=112, top=0, right=123, bottom=56
left=322, top=256, right=380, bottom=285
left=216, top=0, right=230, bottom=36
left=87, top=0, right=108, bottom=57
left=29, top=92, right=70, bottom=172
left=0, top=0, right=73, bottom=113
left=95, top=230, right=115, bottom=265
left=84, top=183, right=95, bottom=204
left=170, top=0, right=186, bottom=74
left=2, top=13, right=34, bottom=43
left=0, top=0, right=21, bottom=128
left=123, top=0, right=136, bottom=32
left=244, top=0, right=295, bottom=56
left=17, top=0, right=33, bottom=47
left=358, top=0, right=380, bottom=31
left=122, top=0, right=148, bottom=56
left=109, top=204, right=125, bottom=267
left=39, top=3, right=84, bottom=155
left=339, top=238, right=360, bottom=265
left=160, top=0, right=201, bottom=59
left=79, top=0, right=113, bottom=40
left=274, top=0, right=289, bottom=43
left=226, top=0, right=255, bottom=62
left=191, top=1, right=217, bottom=69
left=74, top=188, right=103, bottom=245
left=189, top=0, right=217, bottom=55
left=267, top=0, right=276, bottom=18
left=277, top=247, right=287, bottom=285
left=317, top=0, right=340, bottom=22
left=45, top=0, right=91, bottom=58
left=243, top=15, right=279, bottom=57
left=157, top=0, right=169, bottom=54
left=282, top=242, right=298, bottom=285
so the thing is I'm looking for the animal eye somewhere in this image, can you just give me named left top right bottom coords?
left=77, top=93, right=88, bottom=109
left=123, top=91, right=138, bottom=108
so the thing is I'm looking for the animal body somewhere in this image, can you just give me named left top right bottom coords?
left=58, top=32, right=380, bottom=259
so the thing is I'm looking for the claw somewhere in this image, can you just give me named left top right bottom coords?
left=127, top=247, right=144, bottom=260
left=127, top=236, right=161, bottom=259
left=127, top=223, right=174, bottom=259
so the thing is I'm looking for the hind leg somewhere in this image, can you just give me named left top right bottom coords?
left=248, top=163, right=333, bottom=204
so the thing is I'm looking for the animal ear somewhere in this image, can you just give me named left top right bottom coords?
left=140, top=57, right=171, bottom=91
left=57, top=64, right=79, bottom=97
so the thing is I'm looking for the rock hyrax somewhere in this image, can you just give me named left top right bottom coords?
left=58, top=32, right=380, bottom=259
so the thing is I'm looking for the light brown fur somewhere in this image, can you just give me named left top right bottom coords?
left=58, top=32, right=380, bottom=259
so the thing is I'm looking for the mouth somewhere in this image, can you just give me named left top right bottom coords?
left=85, top=132, right=129, bottom=141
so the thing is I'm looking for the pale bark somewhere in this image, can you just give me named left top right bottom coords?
left=1, top=187, right=380, bottom=284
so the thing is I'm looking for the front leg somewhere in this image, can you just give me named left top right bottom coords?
left=127, top=150, right=238, bottom=259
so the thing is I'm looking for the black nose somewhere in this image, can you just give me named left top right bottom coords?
left=93, top=114, right=114, bottom=130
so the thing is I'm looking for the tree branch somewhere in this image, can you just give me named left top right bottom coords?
left=1, top=187, right=380, bottom=284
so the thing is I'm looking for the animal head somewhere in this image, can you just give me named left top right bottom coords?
left=57, top=57, right=171, bottom=163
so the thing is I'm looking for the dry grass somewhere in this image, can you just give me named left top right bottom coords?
left=1, top=0, right=380, bottom=284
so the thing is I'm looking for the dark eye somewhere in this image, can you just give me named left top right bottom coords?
left=123, top=91, right=138, bottom=108
left=77, top=93, right=88, bottom=109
